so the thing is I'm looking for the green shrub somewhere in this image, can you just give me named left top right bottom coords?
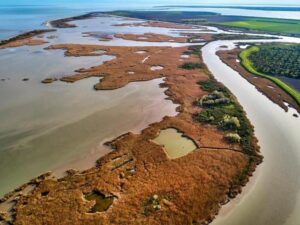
left=195, top=110, right=215, bottom=123
left=198, top=80, right=218, bottom=92
left=196, top=90, right=231, bottom=107
left=225, top=133, right=241, bottom=143
left=194, top=78, right=256, bottom=155
left=187, top=45, right=202, bottom=55
left=142, top=195, right=161, bottom=216
left=180, top=62, right=203, bottom=70
left=219, top=114, right=240, bottom=130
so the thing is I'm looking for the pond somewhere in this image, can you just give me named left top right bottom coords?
left=152, top=128, right=197, bottom=159
left=85, top=191, right=115, bottom=212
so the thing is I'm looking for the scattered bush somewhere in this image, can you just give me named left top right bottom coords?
left=198, top=80, right=218, bottom=92
left=194, top=78, right=256, bottom=155
left=142, top=194, right=161, bottom=216
left=219, top=114, right=240, bottom=130
left=195, top=110, right=215, bottom=123
left=225, top=133, right=241, bottom=143
left=187, top=45, right=202, bottom=55
left=180, top=62, right=203, bottom=70
left=197, top=90, right=231, bottom=107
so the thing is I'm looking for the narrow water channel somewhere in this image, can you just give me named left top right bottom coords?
left=202, top=40, right=300, bottom=225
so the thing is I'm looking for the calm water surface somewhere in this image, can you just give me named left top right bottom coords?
left=153, top=128, right=197, bottom=159
left=203, top=37, right=300, bottom=225
left=0, top=16, right=189, bottom=196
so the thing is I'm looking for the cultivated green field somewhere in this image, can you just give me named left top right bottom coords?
left=111, top=11, right=300, bottom=36
left=219, top=18, right=300, bottom=36
left=239, top=46, right=300, bottom=106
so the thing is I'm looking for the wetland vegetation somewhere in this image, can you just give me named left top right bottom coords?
left=194, top=79, right=257, bottom=155
left=180, top=62, right=203, bottom=70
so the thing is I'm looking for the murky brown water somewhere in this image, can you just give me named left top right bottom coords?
left=0, top=76, right=178, bottom=197
left=203, top=38, right=300, bottom=225
left=153, top=128, right=197, bottom=159
left=0, top=15, right=202, bottom=197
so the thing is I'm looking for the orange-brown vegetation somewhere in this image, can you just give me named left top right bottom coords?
left=0, top=38, right=47, bottom=49
left=114, top=20, right=194, bottom=29
left=115, top=33, right=187, bottom=43
left=41, top=78, right=58, bottom=84
left=0, top=30, right=54, bottom=49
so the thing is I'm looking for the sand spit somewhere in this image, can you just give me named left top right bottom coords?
left=0, top=40, right=262, bottom=225
left=49, top=12, right=105, bottom=28
left=0, top=29, right=54, bottom=49
left=217, top=48, right=300, bottom=113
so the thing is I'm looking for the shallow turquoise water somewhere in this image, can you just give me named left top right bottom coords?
left=0, top=5, right=85, bottom=39
left=0, top=2, right=149, bottom=40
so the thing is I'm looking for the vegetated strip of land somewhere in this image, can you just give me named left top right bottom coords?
left=246, top=44, right=300, bottom=80
left=216, top=47, right=300, bottom=113
left=109, top=11, right=300, bottom=36
left=239, top=46, right=300, bottom=106
left=155, top=5, right=300, bottom=11
left=49, top=12, right=104, bottom=28
left=0, top=29, right=55, bottom=48
left=217, top=18, right=300, bottom=36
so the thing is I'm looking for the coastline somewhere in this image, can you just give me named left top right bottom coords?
left=0, top=29, right=55, bottom=48
left=0, top=14, right=263, bottom=225
left=49, top=12, right=103, bottom=28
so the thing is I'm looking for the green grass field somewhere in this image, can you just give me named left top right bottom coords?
left=219, top=18, right=300, bottom=35
left=239, top=46, right=300, bottom=106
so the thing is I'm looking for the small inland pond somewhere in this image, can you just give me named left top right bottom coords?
left=153, top=128, right=197, bottom=159
left=85, top=191, right=115, bottom=213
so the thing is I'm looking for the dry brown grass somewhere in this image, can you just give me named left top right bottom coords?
left=0, top=38, right=47, bottom=49
left=115, top=33, right=187, bottom=43
left=114, top=20, right=194, bottom=29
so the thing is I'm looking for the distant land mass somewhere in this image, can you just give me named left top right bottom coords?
left=155, top=5, right=300, bottom=11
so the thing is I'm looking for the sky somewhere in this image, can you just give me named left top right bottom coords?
left=0, top=0, right=299, bottom=6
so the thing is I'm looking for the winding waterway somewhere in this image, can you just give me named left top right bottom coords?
left=202, top=38, right=300, bottom=225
